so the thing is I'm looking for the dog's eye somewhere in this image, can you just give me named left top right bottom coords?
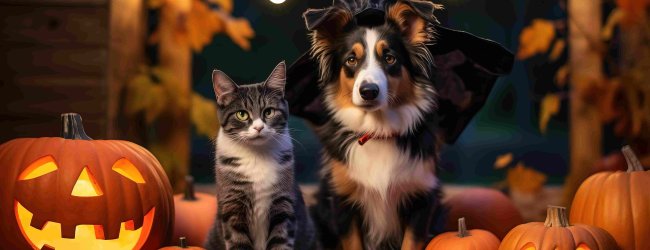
left=235, top=111, right=249, bottom=121
left=263, top=108, right=275, bottom=119
left=346, top=56, right=357, bottom=66
left=384, top=54, right=396, bottom=65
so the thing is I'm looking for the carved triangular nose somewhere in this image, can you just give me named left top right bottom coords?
left=71, top=167, right=103, bottom=197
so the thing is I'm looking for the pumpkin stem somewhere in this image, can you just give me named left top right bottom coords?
left=183, top=175, right=197, bottom=201
left=179, top=236, right=188, bottom=248
left=544, top=205, right=570, bottom=227
left=622, top=145, right=644, bottom=172
left=61, top=113, right=92, bottom=140
left=457, top=217, right=471, bottom=238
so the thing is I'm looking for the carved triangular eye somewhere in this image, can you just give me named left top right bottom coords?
left=112, top=158, right=145, bottom=184
left=19, top=156, right=58, bottom=180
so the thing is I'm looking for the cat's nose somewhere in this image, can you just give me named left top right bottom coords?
left=253, top=125, right=264, bottom=132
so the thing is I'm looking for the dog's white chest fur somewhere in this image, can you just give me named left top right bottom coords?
left=216, top=131, right=289, bottom=250
left=346, top=139, right=437, bottom=243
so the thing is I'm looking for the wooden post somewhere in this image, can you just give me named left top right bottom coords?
left=563, top=0, right=603, bottom=207
left=108, top=0, right=146, bottom=139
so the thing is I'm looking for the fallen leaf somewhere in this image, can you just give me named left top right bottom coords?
left=517, top=19, right=556, bottom=60
left=191, top=93, right=220, bottom=138
left=507, top=162, right=547, bottom=194
left=494, top=153, right=514, bottom=169
left=539, top=94, right=561, bottom=134
left=549, top=39, right=565, bottom=61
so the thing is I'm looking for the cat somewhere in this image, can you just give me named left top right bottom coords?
left=205, top=61, right=316, bottom=250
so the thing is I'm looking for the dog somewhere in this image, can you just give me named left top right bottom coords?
left=302, top=0, right=446, bottom=249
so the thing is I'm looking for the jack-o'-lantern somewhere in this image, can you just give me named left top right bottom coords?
left=0, top=113, right=174, bottom=250
left=499, top=206, right=618, bottom=250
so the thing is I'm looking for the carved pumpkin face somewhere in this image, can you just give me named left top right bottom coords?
left=0, top=114, right=174, bottom=250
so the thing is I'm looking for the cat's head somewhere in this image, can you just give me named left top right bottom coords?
left=212, top=61, right=289, bottom=146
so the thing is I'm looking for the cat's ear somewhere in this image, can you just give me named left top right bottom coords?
left=212, top=70, right=238, bottom=105
left=264, top=61, right=286, bottom=95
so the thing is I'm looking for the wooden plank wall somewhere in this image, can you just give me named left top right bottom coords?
left=0, top=0, right=144, bottom=143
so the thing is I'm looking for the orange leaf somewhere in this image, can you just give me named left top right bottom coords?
left=555, top=65, right=569, bottom=88
left=507, top=162, right=547, bottom=194
left=517, top=19, right=556, bottom=60
left=549, top=39, right=565, bottom=61
left=539, top=94, right=561, bottom=134
left=494, top=153, right=514, bottom=169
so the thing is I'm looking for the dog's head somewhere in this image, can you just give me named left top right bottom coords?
left=304, top=0, right=442, bottom=136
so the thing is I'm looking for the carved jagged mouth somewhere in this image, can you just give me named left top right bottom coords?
left=14, top=201, right=154, bottom=250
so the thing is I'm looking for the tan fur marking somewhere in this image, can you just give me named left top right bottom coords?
left=401, top=227, right=425, bottom=250
left=352, top=42, right=364, bottom=59
left=330, top=159, right=358, bottom=197
left=335, top=69, right=357, bottom=108
left=376, top=40, right=388, bottom=57
left=341, top=218, right=364, bottom=250
left=387, top=2, right=428, bottom=44
left=387, top=67, right=415, bottom=107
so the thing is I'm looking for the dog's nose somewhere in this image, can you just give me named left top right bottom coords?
left=359, top=84, right=379, bottom=100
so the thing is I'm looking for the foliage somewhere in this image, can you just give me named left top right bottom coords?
left=517, top=19, right=556, bottom=60
left=506, top=162, right=547, bottom=194
left=539, top=94, right=560, bottom=134
left=191, top=93, right=220, bottom=138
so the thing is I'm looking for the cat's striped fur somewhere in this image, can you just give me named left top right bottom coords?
left=206, top=62, right=316, bottom=250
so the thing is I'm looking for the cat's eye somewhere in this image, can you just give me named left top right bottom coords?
left=263, top=108, right=276, bottom=119
left=346, top=56, right=357, bottom=66
left=384, top=54, right=396, bottom=65
left=235, top=111, right=249, bottom=121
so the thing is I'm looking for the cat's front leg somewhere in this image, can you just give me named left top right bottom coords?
left=266, top=195, right=296, bottom=250
left=222, top=209, right=254, bottom=250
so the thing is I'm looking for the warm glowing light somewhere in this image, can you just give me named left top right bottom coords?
left=522, top=242, right=535, bottom=250
left=15, top=201, right=154, bottom=250
left=270, top=0, right=285, bottom=4
left=19, top=156, right=58, bottom=180
left=71, top=167, right=103, bottom=197
left=576, top=243, right=591, bottom=250
left=112, top=158, right=145, bottom=184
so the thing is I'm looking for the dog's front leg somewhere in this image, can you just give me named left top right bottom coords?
left=340, top=218, right=363, bottom=250
left=401, top=227, right=425, bottom=250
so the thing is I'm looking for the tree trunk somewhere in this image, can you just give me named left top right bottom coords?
left=156, top=0, right=192, bottom=192
left=563, top=0, right=603, bottom=208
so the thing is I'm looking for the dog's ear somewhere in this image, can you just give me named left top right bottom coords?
left=387, top=0, right=442, bottom=44
left=303, top=7, right=353, bottom=41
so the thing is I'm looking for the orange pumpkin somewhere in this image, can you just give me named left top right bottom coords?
left=0, top=113, right=174, bottom=250
left=426, top=217, right=500, bottom=250
left=500, top=206, right=619, bottom=250
left=570, top=145, right=649, bottom=250
left=172, top=176, right=217, bottom=247
left=445, top=188, right=523, bottom=239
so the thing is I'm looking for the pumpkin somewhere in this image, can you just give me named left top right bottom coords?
left=444, top=188, right=524, bottom=239
left=426, top=217, right=500, bottom=250
left=0, top=113, right=174, bottom=250
left=570, top=145, right=649, bottom=250
left=159, top=237, right=206, bottom=250
left=172, top=176, right=217, bottom=247
left=499, top=206, right=619, bottom=250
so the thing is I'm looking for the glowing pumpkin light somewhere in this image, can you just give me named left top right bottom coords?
left=0, top=113, right=174, bottom=250
left=499, top=206, right=619, bottom=250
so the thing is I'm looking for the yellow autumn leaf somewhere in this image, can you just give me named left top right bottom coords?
left=602, top=8, right=624, bottom=40
left=124, top=67, right=169, bottom=124
left=507, top=162, right=547, bottom=194
left=224, top=17, right=255, bottom=51
left=549, top=39, right=565, bottom=61
left=539, top=94, right=561, bottom=134
left=494, top=153, right=514, bottom=169
left=191, top=92, right=220, bottom=138
left=517, top=19, right=556, bottom=60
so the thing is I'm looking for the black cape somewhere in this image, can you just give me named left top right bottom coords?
left=286, top=0, right=514, bottom=144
